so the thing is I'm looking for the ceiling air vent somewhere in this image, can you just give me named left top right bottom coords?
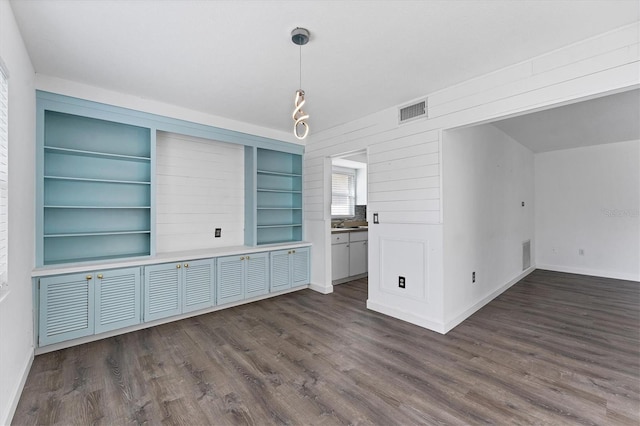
left=399, top=99, right=427, bottom=124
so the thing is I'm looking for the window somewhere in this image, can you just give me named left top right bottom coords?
left=0, top=60, right=7, bottom=294
left=331, top=167, right=356, bottom=217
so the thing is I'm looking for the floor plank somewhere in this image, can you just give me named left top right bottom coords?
left=13, top=270, right=640, bottom=425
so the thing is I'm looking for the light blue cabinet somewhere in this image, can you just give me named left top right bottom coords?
left=39, top=266, right=142, bottom=346
left=270, top=247, right=310, bottom=291
left=94, top=267, right=142, bottom=334
left=217, top=252, right=269, bottom=305
left=39, top=272, right=95, bottom=346
left=182, top=259, right=216, bottom=313
left=144, top=259, right=216, bottom=322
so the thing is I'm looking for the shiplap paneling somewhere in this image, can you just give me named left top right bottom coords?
left=303, top=22, right=639, bottom=332
left=156, top=132, right=244, bottom=252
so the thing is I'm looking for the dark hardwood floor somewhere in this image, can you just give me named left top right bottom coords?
left=13, top=270, right=640, bottom=425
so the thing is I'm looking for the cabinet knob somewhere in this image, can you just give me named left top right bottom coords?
left=246, top=256, right=250, bottom=260
left=288, top=250, right=292, bottom=254
left=85, top=274, right=92, bottom=280
left=97, top=274, right=103, bottom=279
left=184, top=263, right=189, bottom=268
left=292, top=250, right=296, bottom=254
left=240, top=256, right=245, bottom=261
left=176, top=264, right=181, bottom=269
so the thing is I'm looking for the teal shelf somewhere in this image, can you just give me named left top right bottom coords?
left=257, top=207, right=303, bottom=210
left=44, top=206, right=150, bottom=209
left=257, top=224, right=303, bottom=229
left=45, top=176, right=151, bottom=185
left=257, top=189, right=302, bottom=194
left=45, top=230, right=151, bottom=238
left=257, top=170, right=302, bottom=177
left=44, top=146, right=150, bottom=162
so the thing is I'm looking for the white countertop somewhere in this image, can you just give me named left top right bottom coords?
left=32, top=241, right=312, bottom=277
left=331, top=227, right=368, bottom=234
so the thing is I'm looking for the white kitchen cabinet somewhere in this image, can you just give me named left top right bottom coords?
left=332, top=230, right=368, bottom=283
left=332, top=240, right=350, bottom=281
left=349, top=240, right=368, bottom=276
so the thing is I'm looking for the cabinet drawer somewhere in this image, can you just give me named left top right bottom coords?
left=349, top=231, right=368, bottom=242
left=331, top=233, right=349, bottom=244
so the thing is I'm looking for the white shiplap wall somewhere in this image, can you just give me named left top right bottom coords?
left=156, top=132, right=244, bottom=252
left=304, top=22, right=640, bottom=331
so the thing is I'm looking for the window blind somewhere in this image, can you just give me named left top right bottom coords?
left=0, top=62, right=8, bottom=291
left=331, top=169, right=356, bottom=217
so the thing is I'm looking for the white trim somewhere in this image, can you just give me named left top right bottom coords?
left=1, top=349, right=33, bottom=426
left=309, top=281, right=333, bottom=294
left=443, top=267, right=536, bottom=333
left=0, top=59, right=8, bottom=294
left=367, top=299, right=446, bottom=334
left=536, top=264, right=640, bottom=282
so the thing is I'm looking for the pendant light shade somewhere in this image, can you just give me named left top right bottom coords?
left=291, top=27, right=310, bottom=140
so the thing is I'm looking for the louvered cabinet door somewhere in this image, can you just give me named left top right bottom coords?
left=245, top=252, right=269, bottom=297
left=183, top=259, right=215, bottom=313
left=144, top=263, right=181, bottom=322
left=39, top=273, right=95, bottom=346
left=216, top=256, right=244, bottom=305
left=95, top=267, right=141, bottom=334
left=291, top=247, right=310, bottom=287
left=270, top=250, right=291, bottom=291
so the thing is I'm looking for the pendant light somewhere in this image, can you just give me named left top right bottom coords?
left=291, top=27, right=310, bottom=140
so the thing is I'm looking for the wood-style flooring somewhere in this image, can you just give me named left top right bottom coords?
left=13, top=270, right=640, bottom=425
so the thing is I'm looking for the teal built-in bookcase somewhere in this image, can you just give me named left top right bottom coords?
left=36, top=91, right=304, bottom=266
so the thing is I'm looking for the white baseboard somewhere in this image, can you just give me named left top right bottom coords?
left=443, top=267, right=536, bottom=333
left=309, top=282, right=333, bottom=294
left=536, top=264, right=639, bottom=282
left=367, top=299, right=445, bottom=334
left=2, top=347, right=34, bottom=426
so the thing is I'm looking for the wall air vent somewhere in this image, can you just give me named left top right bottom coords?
left=399, top=99, right=427, bottom=124
left=522, top=240, right=531, bottom=271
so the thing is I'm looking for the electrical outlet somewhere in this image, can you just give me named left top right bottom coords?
left=373, top=213, right=379, bottom=224
left=472, top=271, right=476, bottom=283
left=398, top=276, right=405, bottom=288
left=215, top=228, right=222, bottom=238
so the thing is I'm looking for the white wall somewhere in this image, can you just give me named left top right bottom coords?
left=442, top=124, right=534, bottom=330
left=156, top=132, right=244, bottom=252
left=305, top=23, right=638, bottom=332
left=535, top=140, right=640, bottom=281
left=0, top=1, right=36, bottom=424
left=356, top=166, right=367, bottom=206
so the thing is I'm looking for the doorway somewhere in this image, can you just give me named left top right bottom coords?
left=330, top=150, right=369, bottom=287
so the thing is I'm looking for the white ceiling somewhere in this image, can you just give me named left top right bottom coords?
left=493, top=89, right=640, bottom=153
left=9, top=1, right=640, bottom=135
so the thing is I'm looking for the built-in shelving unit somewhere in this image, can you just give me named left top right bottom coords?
left=37, top=91, right=306, bottom=268
left=253, top=148, right=303, bottom=245
left=34, top=91, right=312, bottom=353
left=41, top=111, right=152, bottom=265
